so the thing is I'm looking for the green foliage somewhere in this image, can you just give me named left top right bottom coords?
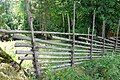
left=1, top=0, right=120, bottom=35
left=42, top=67, right=92, bottom=80
left=28, top=0, right=120, bottom=36
left=41, top=54, right=120, bottom=80
left=82, top=54, right=120, bottom=80
left=0, top=0, right=26, bottom=30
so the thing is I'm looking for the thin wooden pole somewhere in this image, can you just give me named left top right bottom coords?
left=87, top=27, right=90, bottom=43
left=67, top=13, right=71, bottom=39
left=62, top=13, right=65, bottom=32
left=90, top=10, right=96, bottom=59
left=114, top=19, right=120, bottom=52
left=102, top=20, right=106, bottom=54
left=25, top=0, right=40, bottom=79
left=71, top=2, right=76, bottom=67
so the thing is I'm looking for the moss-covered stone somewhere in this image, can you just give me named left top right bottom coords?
left=0, top=63, right=28, bottom=80
left=0, top=47, right=14, bottom=63
left=0, top=46, right=29, bottom=80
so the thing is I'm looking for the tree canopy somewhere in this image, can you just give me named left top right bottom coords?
left=0, top=0, right=120, bottom=37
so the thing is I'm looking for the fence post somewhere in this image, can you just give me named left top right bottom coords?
left=26, top=0, right=40, bottom=79
left=102, top=20, right=106, bottom=55
left=87, top=27, right=90, bottom=43
left=114, top=19, right=120, bottom=52
left=90, top=10, right=96, bottom=59
left=67, top=13, right=71, bottom=39
left=71, top=2, right=76, bottom=67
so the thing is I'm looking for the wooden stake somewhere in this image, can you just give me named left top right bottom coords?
left=90, top=10, right=96, bottom=59
left=62, top=13, right=65, bottom=32
left=25, top=0, right=40, bottom=79
left=67, top=13, right=71, bottom=39
left=87, top=27, right=90, bottom=43
left=102, top=20, right=106, bottom=54
left=71, top=2, right=76, bottom=67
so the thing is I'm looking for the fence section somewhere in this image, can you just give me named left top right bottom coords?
left=0, top=28, right=120, bottom=78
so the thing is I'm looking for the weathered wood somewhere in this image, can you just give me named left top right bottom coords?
left=18, top=56, right=71, bottom=60
left=98, top=36, right=115, bottom=43
left=40, top=52, right=71, bottom=55
left=88, top=27, right=90, bottom=41
left=15, top=43, right=31, bottom=47
left=16, top=51, right=71, bottom=55
left=39, top=56, right=70, bottom=59
left=105, top=38, right=115, bottom=43
left=90, top=10, right=96, bottom=59
left=117, top=42, right=120, bottom=45
left=74, top=56, right=102, bottom=59
left=74, top=59, right=90, bottom=62
left=114, top=20, right=120, bottom=52
left=39, top=59, right=89, bottom=64
left=0, top=29, right=95, bottom=36
left=74, top=62, right=83, bottom=65
left=115, top=49, right=120, bottom=52
left=14, top=35, right=72, bottom=47
left=39, top=60, right=71, bottom=64
left=104, top=46, right=114, bottom=49
left=62, top=13, right=65, bottom=30
left=109, top=38, right=120, bottom=42
left=105, top=49, right=113, bottom=51
left=41, top=51, right=101, bottom=55
left=37, top=46, right=71, bottom=51
left=14, top=35, right=103, bottom=48
left=71, top=2, right=76, bottom=67
left=75, top=40, right=91, bottom=46
left=16, top=50, right=101, bottom=56
left=78, top=36, right=103, bottom=44
left=18, top=56, right=33, bottom=60
left=53, top=36, right=71, bottom=41
left=109, top=38, right=116, bottom=41
left=102, top=20, right=106, bottom=54
left=41, top=50, right=91, bottom=55
left=16, top=50, right=38, bottom=54
left=105, top=43, right=115, bottom=47
left=90, top=56, right=102, bottom=58
left=19, top=55, right=102, bottom=60
left=15, top=42, right=103, bottom=51
left=67, top=13, right=71, bottom=39
left=25, top=0, right=40, bottom=78
left=41, top=63, right=71, bottom=69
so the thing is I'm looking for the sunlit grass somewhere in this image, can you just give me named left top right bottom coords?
left=0, top=41, right=32, bottom=68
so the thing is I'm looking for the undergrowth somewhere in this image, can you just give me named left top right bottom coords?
left=40, top=53, right=120, bottom=80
